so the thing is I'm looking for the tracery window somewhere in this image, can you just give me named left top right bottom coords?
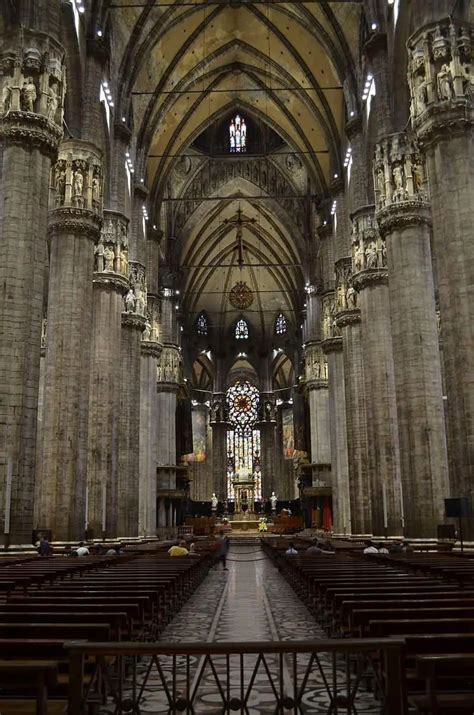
left=275, top=313, right=287, bottom=335
left=196, top=312, right=208, bottom=335
left=235, top=318, right=249, bottom=340
left=226, top=381, right=261, bottom=499
left=229, top=114, right=247, bottom=153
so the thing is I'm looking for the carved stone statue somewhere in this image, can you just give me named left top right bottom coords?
left=354, top=242, right=365, bottom=272
left=412, top=161, right=425, bottom=194
left=20, top=77, right=37, bottom=112
left=392, top=165, right=406, bottom=201
left=104, top=245, right=114, bottom=272
left=366, top=241, right=378, bottom=269
left=135, top=290, right=146, bottom=315
left=376, top=236, right=386, bottom=268
left=376, top=169, right=385, bottom=207
left=142, top=321, right=151, bottom=341
left=346, top=284, right=357, bottom=309
left=47, top=82, right=59, bottom=122
left=94, top=239, right=105, bottom=272
left=55, top=168, right=66, bottom=206
left=211, top=493, right=218, bottom=509
left=2, top=80, right=12, bottom=113
left=124, top=289, right=136, bottom=313
left=270, top=491, right=277, bottom=511
left=437, top=64, right=453, bottom=101
left=415, top=75, right=427, bottom=113
left=72, top=170, right=84, bottom=199
left=92, top=176, right=101, bottom=206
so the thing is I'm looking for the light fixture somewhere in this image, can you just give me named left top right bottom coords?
left=323, top=220, right=327, bottom=226
left=331, top=200, right=337, bottom=216
left=101, top=81, right=114, bottom=110
left=334, top=173, right=338, bottom=179
left=343, top=146, right=352, bottom=168
left=350, top=110, right=355, bottom=117
left=78, top=5, right=85, bottom=12
left=371, top=22, right=377, bottom=30
left=153, top=224, right=157, bottom=230
left=175, top=290, right=180, bottom=295
left=97, top=29, right=103, bottom=37
left=122, top=116, right=126, bottom=123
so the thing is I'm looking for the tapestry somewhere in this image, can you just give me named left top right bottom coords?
left=282, top=407, right=295, bottom=459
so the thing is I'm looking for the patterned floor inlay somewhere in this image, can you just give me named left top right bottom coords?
left=100, top=544, right=385, bottom=713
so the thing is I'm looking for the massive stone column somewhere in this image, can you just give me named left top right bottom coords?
left=321, top=293, right=351, bottom=535
left=0, top=31, right=64, bottom=545
left=139, top=337, right=161, bottom=536
left=35, top=141, right=102, bottom=540
left=257, top=393, right=278, bottom=498
left=210, top=394, right=229, bottom=502
left=334, top=258, right=372, bottom=535
left=86, top=212, right=129, bottom=539
left=408, top=18, right=474, bottom=514
left=352, top=207, right=403, bottom=535
left=156, top=344, right=181, bottom=527
left=375, top=132, right=449, bottom=536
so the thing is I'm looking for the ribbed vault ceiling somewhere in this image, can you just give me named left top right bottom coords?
left=105, top=0, right=361, bottom=345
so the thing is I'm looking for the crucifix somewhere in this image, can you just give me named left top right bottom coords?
left=223, top=206, right=256, bottom=267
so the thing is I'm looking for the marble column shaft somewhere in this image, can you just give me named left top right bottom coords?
left=36, top=140, right=102, bottom=540
left=407, top=18, right=474, bottom=510
left=0, top=33, right=64, bottom=544
left=375, top=133, right=449, bottom=537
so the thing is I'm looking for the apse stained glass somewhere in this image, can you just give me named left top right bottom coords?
left=226, top=381, right=261, bottom=500
left=275, top=313, right=287, bottom=335
left=229, top=114, right=247, bottom=153
left=235, top=318, right=249, bottom=340
left=196, top=312, right=208, bottom=335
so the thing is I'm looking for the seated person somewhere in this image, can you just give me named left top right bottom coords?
left=75, top=541, right=90, bottom=557
left=363, top=540, right=378, bottom=554
left=285, top=542, right=298, bottom=555
left=401, top=539, right=413, bottom=553
left=389, top=540, right=404, bottom=554
left=37, top=535, right=53, bottom=557
left=306, top=538, right=323, bottom=555
left=168, top=540, right=189, bottom=557
left=377, top=542, right=390, bottom=554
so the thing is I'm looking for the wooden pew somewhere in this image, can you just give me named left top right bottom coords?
left=0, top=659, right=58, bottom=715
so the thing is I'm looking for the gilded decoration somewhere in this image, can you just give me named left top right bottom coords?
left=229, top=281, right=254, bottom=310
left=407, top=20, right=473, bottom=140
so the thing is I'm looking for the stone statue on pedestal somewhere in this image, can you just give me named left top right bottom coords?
left=270, top=491, right=277, bottom=511
left=211, top=493, right=218, bottom=510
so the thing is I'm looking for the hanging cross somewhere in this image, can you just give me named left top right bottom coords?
left=224, top=207, right=256, bottom=267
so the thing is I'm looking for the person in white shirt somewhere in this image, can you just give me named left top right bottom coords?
left=75, top=541, right=90, bottom=557
left=286, top=543, right=298, bottom=555
left=377, top=543, right=390, bottom=554
left=363, top=540, right=378, bottom=554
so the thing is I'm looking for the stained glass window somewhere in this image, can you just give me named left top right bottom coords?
left=196, top=312, right=208, bottom=335
left=226, top=381, right=261, bottom=500
left=235, top=318, right=249, bottom=340
left=275, top=313, right=287, bottom=335
left=229, top=114, right=247, bottom=153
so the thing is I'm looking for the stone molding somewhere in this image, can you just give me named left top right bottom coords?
left=93, top=271, right=129, bottom=293
left=114, top=121, right=132, bottom=143
left=0, top=111, right=62, bottom=157
left=335, top=309, right=361, bottom=329
left=134, top=183, right=148, bottom=200
left=345, top=115, right=363, bottom=139
left=122, top=312, right=147, bottom=331
left=304, top=378, right=329, bottom=393
left=48, top=206, right=101, bottom=241
left=141, top=340, right=163, bottom=359
left=407, top=18, right=473, bottom=147
left=321, top=336, right=343, bottom=354
left=352, top=267, right=389, bottom=290
left=377, top=201, right=432, bottom=235
left=86, top=37, right=109, bottom=65
left=156, top=382, right=180, bottom=395
left=363, top=30, right=388, bottom=60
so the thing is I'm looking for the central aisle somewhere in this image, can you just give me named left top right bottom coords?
left=122, top=542, right=379, bottom=713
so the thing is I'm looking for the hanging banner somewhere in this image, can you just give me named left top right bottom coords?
left=191, top=408, right=207, bottom=462
left=282, top=407, right=295, bottom=459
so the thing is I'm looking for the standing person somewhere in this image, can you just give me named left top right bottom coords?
left=37, top=535, right=52, bottom=556
left=219, top=535, right=230, bottom=570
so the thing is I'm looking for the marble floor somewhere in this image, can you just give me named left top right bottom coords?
left=101, top=543, right=385, bottom=713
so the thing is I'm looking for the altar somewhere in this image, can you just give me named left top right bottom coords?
left=232, top=466, right=256, bottom=516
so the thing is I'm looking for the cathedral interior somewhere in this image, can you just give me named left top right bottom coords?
left=0, top=0, right=474, bottom=712
left=0, top=0, right=473, bottom=546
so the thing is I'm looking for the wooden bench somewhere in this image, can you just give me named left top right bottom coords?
left=0, top=659, right=58, bottom=715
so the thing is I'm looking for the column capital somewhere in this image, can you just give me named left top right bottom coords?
left=374, top=132, right=432, bottom=234
left=156, top=344, right=181, bottom=388
left=407, top=18, right=473, bottom=147
left=122, top=312, right=147, bottom=331
left=335, top=308, right=361, bottom=329
left=363, top=30, right=388, bottom=61
left=0, top=29, right=66, bottom=156
left=321, top=336, right=343, bottom=354
left=345, top=115, right=363, bottom=140
left=141, top=340, right=163, bottom=359
left=114, top=121, right=132, bottom=144
left=304, top=378, right=329, bottom=393
left=48, top=206, right=101, bottom=241
left=350, top=206, right=388, bottom=290
left=93, top=271, right=129, bottom=293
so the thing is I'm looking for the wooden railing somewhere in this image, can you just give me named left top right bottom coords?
left=66, top=637, right=406, bottom=714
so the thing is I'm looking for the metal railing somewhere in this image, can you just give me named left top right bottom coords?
left=66, top=638, right=406, bottom=714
